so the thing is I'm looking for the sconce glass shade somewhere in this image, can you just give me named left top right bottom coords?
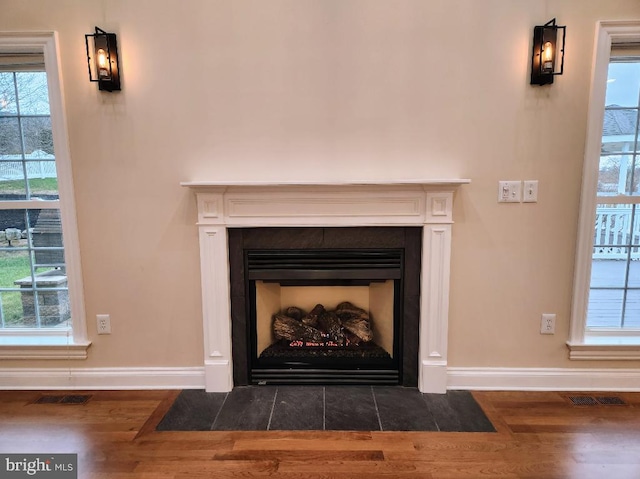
left=531, top=19, right=566, bottom=85
left=85, top=27, right=120, bottom=92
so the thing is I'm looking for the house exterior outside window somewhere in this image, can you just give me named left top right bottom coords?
left=0, top=33, right=89, bottom=359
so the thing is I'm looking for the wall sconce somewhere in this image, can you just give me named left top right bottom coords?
left=530, top=19, right=566, bottom=86
left=85, top=27, right=120, bottom=92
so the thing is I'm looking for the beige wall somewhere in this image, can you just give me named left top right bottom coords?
left=0, top=0, right=639, bottom=370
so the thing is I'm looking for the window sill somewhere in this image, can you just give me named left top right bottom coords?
left=0, top=336, right=91, bottom=359
left=567, top=338, right=640, bottom=360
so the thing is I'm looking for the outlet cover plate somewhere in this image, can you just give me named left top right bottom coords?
left=541, top=313, right=556, bottom=334
left=97, top=314, right=111, bottom=335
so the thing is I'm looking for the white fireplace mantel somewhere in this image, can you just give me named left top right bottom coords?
left=183, top=179, right=470, bottom=393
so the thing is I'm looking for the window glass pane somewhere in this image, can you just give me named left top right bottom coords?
left=0, top=291, right=29, bottom=328
left=0, top=248, right=31, bottom=288
left=630, top=206, right=640, bottom=287
left=605, top=62, right=640, bottom=108
left=624, top=289, right=640, bottom=329
left=15, top=72, right=49, bottom=115
left=587, top=289, right=624, bottom=328
left=629, top=260, right=640, bottom=288
left=30, top=209, right=65, bottom=268
left=0, top=208, right=29, bottom=240
left=0, top=117, right=22, bottom=156
left=28, top=170, right=58, bottom=200
left=0, top=162, right=27, bottom=198
left=0, top=72, right=17, bottom=115
left=33, top=276, right=70, bottom=327
left=590, top=257, right=628, bottom=288
left=593, top=205, right=633, bottom=248
left=0, top=248, right=32, bottom=328
left=22, top=117, right=53, bottom=156
left=624, top=290, right=640, bottom=328
left=597, top=155, right=637, bottom=195
left=602, top=109, right=637, bottom=155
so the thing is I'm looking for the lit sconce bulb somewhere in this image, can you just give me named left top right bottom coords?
left=96, top=48, right=109, bottom=78
left=97, top=49, right=107, bottom=68
left=542, top=41, right=554, bottom=71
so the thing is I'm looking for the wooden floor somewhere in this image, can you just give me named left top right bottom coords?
left=2, top=389, right=640, bottom=478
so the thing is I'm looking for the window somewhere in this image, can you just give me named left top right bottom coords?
left=588, top=60, right=640, bottom=330
left=569, top=22, right=640, bottom=359
left=0, top=33, right=89, bottom=358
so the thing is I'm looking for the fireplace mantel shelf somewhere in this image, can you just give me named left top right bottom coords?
left=182, top=179, right=471, bottom=189
left=184, top=179, right=469, bottom=394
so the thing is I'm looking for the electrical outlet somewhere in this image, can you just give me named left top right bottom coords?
left=541, top=313, right=556, bottom=335
left=97, top=314, right=111, bottom=335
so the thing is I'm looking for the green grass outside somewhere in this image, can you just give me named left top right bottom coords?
left=0, top=250, right=31, bottom=288
left=0, top=177, right=58, bottom=194
left=0, top=250, right=32, bottom=325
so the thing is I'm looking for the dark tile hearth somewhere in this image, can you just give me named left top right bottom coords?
left=156, top=386, right=495, bottom=432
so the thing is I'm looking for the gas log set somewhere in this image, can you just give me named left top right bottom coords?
left=273, top=302, right=374, bottom=348
left=258, top=301, right=392, bottom=361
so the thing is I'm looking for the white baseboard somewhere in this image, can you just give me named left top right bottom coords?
left=447, top=367, right=640, bottom=391
left=0, top=367, right=205, bottom=390
left=1, top=366, right=639, bottom=391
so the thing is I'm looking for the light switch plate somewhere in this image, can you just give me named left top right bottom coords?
left=498, top=181, right=522, bottom=203
left=523, top=180, right=539, bottom=203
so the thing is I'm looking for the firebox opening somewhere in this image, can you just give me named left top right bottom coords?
left=255, top=281, right=395, bottom=358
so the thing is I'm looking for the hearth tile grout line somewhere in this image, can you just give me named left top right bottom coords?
left=266, top=388, right=278, bottom=431
left=421, top=392, right=441, bottom=432
left=322, top=387, right=326, bottom=431
left=210, top=392, right=229, bottom=431
left=371, top=386, right=383, bottom=431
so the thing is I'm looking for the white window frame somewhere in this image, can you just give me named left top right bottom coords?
left=568, top=21, right=640, bottom=360
left=0, top=32, right=90, bottom=359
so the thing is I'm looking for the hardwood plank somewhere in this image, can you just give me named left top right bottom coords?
left=212, top=450, right=385, bottom=461
left=232, top=436, right=416, bottom=452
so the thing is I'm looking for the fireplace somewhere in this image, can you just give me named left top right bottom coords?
left=228, top=227, right=422, bottom=386
left=183, top=179, right=469, bottom=393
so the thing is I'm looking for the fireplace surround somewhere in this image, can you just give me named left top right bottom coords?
left=229, top=227, right=421, bottom=386
left=183, top=179, right=469, bottom=393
